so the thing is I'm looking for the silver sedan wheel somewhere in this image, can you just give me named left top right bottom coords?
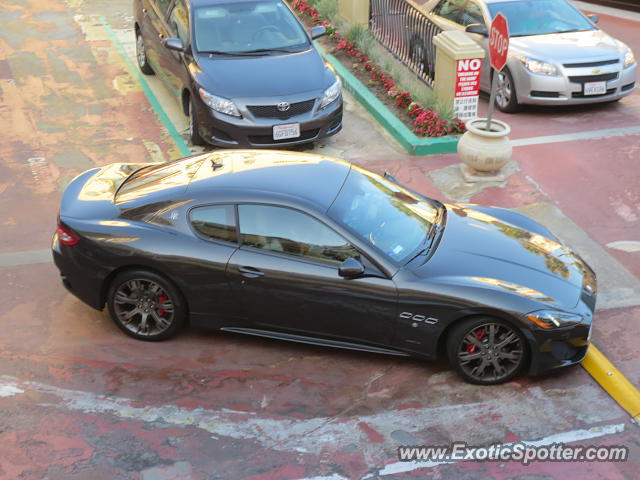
left=113, top=279, right=175, bottom=337
left=496, top=71, right=513, bottom=110
left=136, top=35, right=147, bottom=69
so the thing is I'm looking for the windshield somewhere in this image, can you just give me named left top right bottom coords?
left=328, top=167, right=440, bottom=263
left=115, top=155, right=208, bottom=203
left=194, top=1, right=309, bottom=54
left=488, top=0, right=596, bottom=37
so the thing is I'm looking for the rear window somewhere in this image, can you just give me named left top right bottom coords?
left=115, top=155, right=209, bottom=203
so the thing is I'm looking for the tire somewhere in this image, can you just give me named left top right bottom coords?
left=135, top=30, right=154, bottom=76
left=446, top=317, right=528, bottom=385
left=494, top=68, right=521, bottom=113
left=408, top=37, right=430, bottom=75
left=188, top=98, right=207, bottom=146
left=107, top=269, right=187, bottom=341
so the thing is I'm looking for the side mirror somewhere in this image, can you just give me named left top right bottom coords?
left=465, top=24, right=488, bottom=37
left=164, top=38, right=185, bottom=52
left=339, top=257, right=365, bottom=278
left=588, top=14, right=599, bottom=24
left=311, top=26, right=326, bottom=40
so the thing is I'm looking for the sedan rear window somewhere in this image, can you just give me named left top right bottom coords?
left=488, top=0, right=595, bottom=37
left=115, top=155, right=208, bottom=203
left=194, top=1, right=309, bottom=54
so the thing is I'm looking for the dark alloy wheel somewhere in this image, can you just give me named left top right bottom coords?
left=107, top=270, right=186, bottom=341
left=494, top=67, right=521, bottom=113
left=447, top=318, right=527, bottom=385
left=135, top=30, right=154, bottom=76
left=409, top=37, right=430, bottom=75
left=188, top=98, right=206, bottom=146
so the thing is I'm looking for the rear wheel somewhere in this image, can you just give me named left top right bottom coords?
left=107, top=270, right=186, bottom=341
left=135, top=30, right=154, bottom=75
left=446, top=317, right=527, bottom=384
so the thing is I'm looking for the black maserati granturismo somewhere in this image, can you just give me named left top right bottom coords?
left=52, top=150, right=596, bottom=384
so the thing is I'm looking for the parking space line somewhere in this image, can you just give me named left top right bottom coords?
left=0, top=249, right=52, bottom=268
left=582, top=344, right=640, bottom=423
left=512, top=125, right=640, bottom=147
left=100, top=16, right=191, bottom=157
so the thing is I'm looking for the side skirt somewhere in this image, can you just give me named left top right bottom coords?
left=220, top=327, right=411, bottom=357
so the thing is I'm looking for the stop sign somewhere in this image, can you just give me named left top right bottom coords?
left=489, top=13, right=509, bottom=71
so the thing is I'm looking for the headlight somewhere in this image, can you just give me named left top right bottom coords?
left=198, top=88, right=240, bottom=117
left=520, top=57, right=558, bottom=75
left=526, top=310, right=582, bottom=329
left=319, top=78, right=342, bottom=109
left=624, top=49, right=636, bottom=68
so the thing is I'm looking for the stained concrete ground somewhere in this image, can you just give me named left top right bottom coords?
left=1, top=1, right=639, bottom=479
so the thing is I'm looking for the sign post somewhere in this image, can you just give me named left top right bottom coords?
left=487, top=13, right=509, bottom=131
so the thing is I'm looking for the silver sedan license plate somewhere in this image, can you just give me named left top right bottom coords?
left=584, top=81, right=606, bottom=95
left=273, top=123, right=300, bottom=140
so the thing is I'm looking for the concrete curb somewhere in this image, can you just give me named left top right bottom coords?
left=581, top=344, right=640, bottom=422
left=315, top=43, right=460, bottom=156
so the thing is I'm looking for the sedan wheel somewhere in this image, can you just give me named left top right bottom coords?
left=188, top=99, right=206, bottom=146
left=494, top=68, right=520, bottom=113
left=136, top=31, right=154, bottom=75
left=447, top=318, right=527, bottom=384
left=107, top=270, right=186, bottom=341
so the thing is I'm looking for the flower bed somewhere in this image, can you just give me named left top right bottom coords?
left=291, top=0, right=465, bottom=137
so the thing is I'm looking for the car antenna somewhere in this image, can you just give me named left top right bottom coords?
left=211, top=159, right=224, bottom=170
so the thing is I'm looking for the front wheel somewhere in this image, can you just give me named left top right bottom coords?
left=494, top=68, right=521, bottom=113
left=107, top=270, right=187, bottom=341
left=446, top=317, right=527, bottom=384
left=188, top=98, right=207, bottom=146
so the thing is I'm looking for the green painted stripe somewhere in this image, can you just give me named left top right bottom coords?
left=101, top=17, right=191, bottom=156
left=315, top=42, right=459, bottom=156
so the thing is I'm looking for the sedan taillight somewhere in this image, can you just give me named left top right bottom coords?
left=57, top=220, right=79, bottom=246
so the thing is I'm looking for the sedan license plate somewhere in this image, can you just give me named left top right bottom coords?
left=584, top=81, right=607, bottom=96
left=273, top=123, right=300, bottom=140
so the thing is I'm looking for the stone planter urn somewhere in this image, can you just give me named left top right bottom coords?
left=457, top=118, right=512, bottom=182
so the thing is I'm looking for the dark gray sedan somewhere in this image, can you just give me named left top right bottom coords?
left=134, top=0, right=342, bottom=146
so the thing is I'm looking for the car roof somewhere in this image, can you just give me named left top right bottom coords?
left=185, top=150, right=352, bottom=210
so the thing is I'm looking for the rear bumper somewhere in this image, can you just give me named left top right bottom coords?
left=52, top=232, right=105, bottom=310
left=194, top=95, right=343, bottom=148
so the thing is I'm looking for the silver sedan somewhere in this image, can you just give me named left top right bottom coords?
left=420, top=0, right=637, bottom=112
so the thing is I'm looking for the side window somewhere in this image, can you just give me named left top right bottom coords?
left=154, top=0, right=173, bottom=16
left=190, top=205, right=237, bottom=243
left=461, top=2, right=485, bottom=26
left=433, top=0, right=466, bottom=25
left=169, top=0, right=189, bottom=44
left=238, top=204, right=360, bottom=265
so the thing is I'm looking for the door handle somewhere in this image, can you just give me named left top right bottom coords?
left=238, top=266, right=264, bottom=279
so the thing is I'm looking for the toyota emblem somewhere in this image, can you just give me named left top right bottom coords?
left=277, top=102, right=290, bottom=112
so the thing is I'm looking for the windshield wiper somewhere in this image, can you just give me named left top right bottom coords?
left=199, top=50, right=270, bottom=56
left=240, top=47, right=298, bottom=54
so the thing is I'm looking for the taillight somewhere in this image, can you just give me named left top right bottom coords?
left=57, top=220, right=79, bottom=246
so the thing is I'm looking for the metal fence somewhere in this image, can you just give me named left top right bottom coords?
left=369, top=0, right=442, bottom=87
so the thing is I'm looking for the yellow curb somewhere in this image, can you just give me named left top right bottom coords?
left=581, top=344, right=640, bottom=422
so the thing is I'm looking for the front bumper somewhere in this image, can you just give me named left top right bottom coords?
left=511, top=59, right=637, bottom=106
left=194, top=94, right=343, bottom=148
left=525, top=312, right=593, bottom=375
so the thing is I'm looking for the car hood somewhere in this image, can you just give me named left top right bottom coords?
left=413, top=205, right=593, bottom=309
left=193, top=48, right=332, bottom=99
left=510, top=30, right=626, bottom=61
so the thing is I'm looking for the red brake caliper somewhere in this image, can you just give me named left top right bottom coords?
left=157, top=295, right=168, bottom=316
left=466, top=328, right=485, bottom=353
